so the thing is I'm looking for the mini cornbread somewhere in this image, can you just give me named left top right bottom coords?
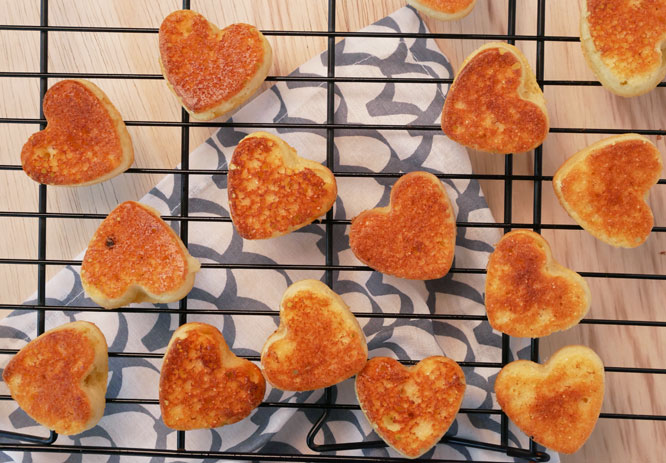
left=580, top=0, right=666, bottom=97
left=349, top=171, right=456, bottom=280
left=81, top=201, right=200, bottom=309
left=407, top=0, right=476, bottom=20
left=159, top=10, right=273, bottom=120
left=495, top=345, right=605, bottom=454
left=441, top=42, right=549, bottom=154
left=2, top=321, right=108, bottom=435
left=160, top=323, right=265, bottom=430
left=553, top=134, right=663, bottom=248
left=228, top=132, right=337, bottom=239
left=355, top=356, right=465, bottom=459
left=261, top=280, right=367, bottom=391
left=485, top=230, right=590, bottom=338
left=21, top=79, right=133, bottom=186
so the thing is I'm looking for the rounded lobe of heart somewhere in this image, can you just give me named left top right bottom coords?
left=485, top=230, right=590, bottom=338
left=261, top=289, right=367, bottom=391
left=441, top=47, right=548, bottom=154
left=81, top=202, right=192, bottom=300
left=159, top=10, right=266, bottom=114
left=228, top=134, right=336, bottom=239
left=349, top=172, right=455, bottom=280
left=411, top=0, right=475, bottom=13
left=495, top=346, right=605, bottom=454
left=21, top=80, right=126, bottom=185
left=159, top=323, right=265, bottom=430
left=586, top=0, right=666, bottom=80
left=2, top=328, right=97, bottom=435
left=556, top=138, right=662, bottom=247
left=355, top=357, right=466, bottom=459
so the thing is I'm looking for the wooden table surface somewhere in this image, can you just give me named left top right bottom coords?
left=1, top=1, right=664, bottom=461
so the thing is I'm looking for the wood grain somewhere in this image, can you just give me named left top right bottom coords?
left=1, top=1, right=663, bottom=461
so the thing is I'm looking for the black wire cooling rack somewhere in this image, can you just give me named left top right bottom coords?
left=0, top=0, right=665, bottom=461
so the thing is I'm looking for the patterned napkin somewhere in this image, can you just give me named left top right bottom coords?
left=0, top=6, right=556, bottom=463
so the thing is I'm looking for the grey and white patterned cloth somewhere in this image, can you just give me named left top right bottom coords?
left=0, top=6, right=557, bottom=463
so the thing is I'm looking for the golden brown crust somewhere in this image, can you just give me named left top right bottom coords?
left=495, top=345, right=605, bottom=454
left=228, top=132, right=337, bottom=240
left=407, top=0, right=476, bottom=20
left=355, top=356, right=465, bottom=459
left=349, top=171, right=456, bottom=280
left=441, top=43, right=549, bottom=154
left=581, top=0, right=666, bottom=97
left=2, top=321, right=108, bottom=435
left=485, top=230, right=590, bottom=338
left=261, top=280, right=367, bottom=391
left=80, top=201, right=200, bottom=309
left=159, top=10, right=272, bottom=120
left=159, top=323, right=265, bottom=430
left=21, top=79, right=133, bottom=186
left=553, top=134, right=663, bottom=248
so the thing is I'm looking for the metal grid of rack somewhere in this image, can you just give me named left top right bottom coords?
left=0, top=0, right=664, bottom=461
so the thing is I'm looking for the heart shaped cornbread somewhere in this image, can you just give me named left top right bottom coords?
left=261, top=280, right=367, bottom=391
left=581, top=0, right=666, bottom=97
left=21, top=79, right=133, bottom=186
left=349, top=171, right=456, bottom=280
left=495, top=345, right=605, bottom=454
left=228, top=132, right=337, bottom=239
left=160, top=323, right=265, bottom=430
left=2, top=321, right=108, bottom=435
left=355, top=356, right=466, bottom=459
left=485, top=230, right=591, bottom=338
left=407, top=0, right=477, bottom=20
left=81, top=201, right=200, bottom=309
left=441, top=42, right=549, bottom=154
left=159, top=10, right=273, bottom=121
left=553, top=134, right=663, bottom=248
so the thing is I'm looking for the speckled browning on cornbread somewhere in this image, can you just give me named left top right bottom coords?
left=495, top=345, right=605, bottom=454
left=261, top=280, right=367, bottom=391
left=160, top=323, right=265, bottom=430
left=355, top=356, right=465, bottom=459
left=159, top=10, right=272, bottom=120
left=21, top=79, right=133, bottom=186
left=581, top=0, right=666, bottom=96
left=441, top=43, right=549, bottom=154
left=407, top=0, right=476, bottom=20
left=485, top=230, right=590, bottom=338
left=2, top=321, right=108, bottom=435
left=228, top=132, right=337, bottom=239
left=349, top=171, right=456, bottom=280
left=553, top=134, right=663, bottom=248
left=81, top=201, right=200, bottom=309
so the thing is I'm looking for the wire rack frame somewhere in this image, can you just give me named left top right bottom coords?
left=0, top=0, right=664, bottom=462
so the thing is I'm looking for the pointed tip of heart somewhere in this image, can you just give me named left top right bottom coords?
left=355, top=356, right=466, bottom=458
left=441, top=42, right=549, bottom=154
left=407, top=0, right=477, bottom=20
left=553, top=134, right=663, bottom=248
left=3, top=321, right=108, bottom=435
left=160, top=322, right=265, bottom=430
left=159, top=10, right=272, bottom=120
left=261, top=280, right=367, bottom=391
left=349, top=171, right=456, bottom=280
left=485, top=230, right=591, bottom=338
left=495, top=345, right=605, bottom=454
left=228, top=132, right=337, bottom=240
left=81, top=201, right=199, bottom=309
left=20, top=79, right=133, bottom=186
